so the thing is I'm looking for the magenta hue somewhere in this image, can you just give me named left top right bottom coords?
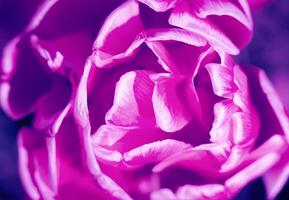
left=1, top=0, right=289, bottom=199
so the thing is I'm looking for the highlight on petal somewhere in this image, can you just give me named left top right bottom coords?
left=138, top=0, right=178, bottom=12
left=150, top=188, right=175, bottom=200
left=123, top=139, right=191, bottom=166
left=92, top=125, right=169, bottom=155
left=169, top=0, right=253, bottom=54
left=153, top=142, right=231, bottom=176
left=93, top=0, right=144, bottom=68
left=240, top=67, right=289, bottom=199
left=105, top=70, right=155, bottom=127
left=258, top=70, right=289, bottom=141
left=209, top=99, right=240, bottom=143
left=225, top=153, right=282, bottom=198
left=176, top=184, right=229, bottom=200
left=206, top=63, right=237, bottom=97
left=193, top=0, right=253, bottom=47
left=263, top=149, right=289, bottom=200
left=151, top=74, right=192, bottom=132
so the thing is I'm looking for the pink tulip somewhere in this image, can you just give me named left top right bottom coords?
left=1, top=0, right=288, bottom=199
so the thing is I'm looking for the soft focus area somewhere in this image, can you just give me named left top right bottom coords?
left=0, top=0, right=288, bottom=199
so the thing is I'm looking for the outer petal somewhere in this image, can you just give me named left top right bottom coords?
left=242, top=67, right=289, bottom=199
left=30, top=31, right=93, bottom=75
left=18, top=128, right=57, bottom=200
left=74, top=60, right=133, bottom=200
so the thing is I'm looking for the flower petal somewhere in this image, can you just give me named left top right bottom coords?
left=30, top=31, right=93, bottom=75
left=145, top=28, right=208, bottom=74
left=137, top=0, right=178, bottom=12
left=92, top=125, right=169, bottom=155
left=0, top=38, right=53, bottom=119
left=93, top=0, right=144, bottom=68
left=18, top=128, right=57, bottom=200
left=169, top=0, right=252, bottom=54
left=176, top=184, right=229, bottom=200
left=153, top=142, right=231, bottom=177
left=209, top=99, right=240, bottom=143
left=152, top=74, right=193, bottom=132
left=123, top=139, right=191, bottom=166
left=225, top=153, right=282, bottom=198
left=105, top=70, right=155, bottom=127
left=206, top=63, right=237, bottom=97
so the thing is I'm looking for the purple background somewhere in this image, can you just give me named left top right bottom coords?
left=0, top=0, right=288, bottom=199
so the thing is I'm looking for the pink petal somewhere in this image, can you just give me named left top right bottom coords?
left=209, top=99, right=240, bottom=143
left=137, top=0, right=178, bottom=12
left=18, top=128, right=57, bottom=199
left=169, top=0, right=253, bottom=54
left=145, top=28, right=209, bottom=74
left=92, top=125, right=169, bottom=155
left=0, top=38, right=54, bottom=119
left=73, top=61, right=133, bottom=200
left=206, top=63, right=237, bottom=97
left=150, top=188, right=176, bottom=200
left=176, top=184, right=229, bottom=200
left=241, top=67, right=289, bottom=199
left=258, top=70, right=289, bottom=141
left=92, top=1, right=144, bottom=68
left=33, top=74, right=72, bottom=131
left=30, top=31, right=93, bottom=75
left=225, top=153, right=282, bottom=198
left=152, top=74, right=193, bottom=132
left=153, top=142, right=231, bottom=177
left=105, top=70, right=155, bottom=127
left=263, top=149, right=289, bottom=200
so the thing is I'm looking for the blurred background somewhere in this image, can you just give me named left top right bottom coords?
left=0, top=0, right=288, bottom=199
